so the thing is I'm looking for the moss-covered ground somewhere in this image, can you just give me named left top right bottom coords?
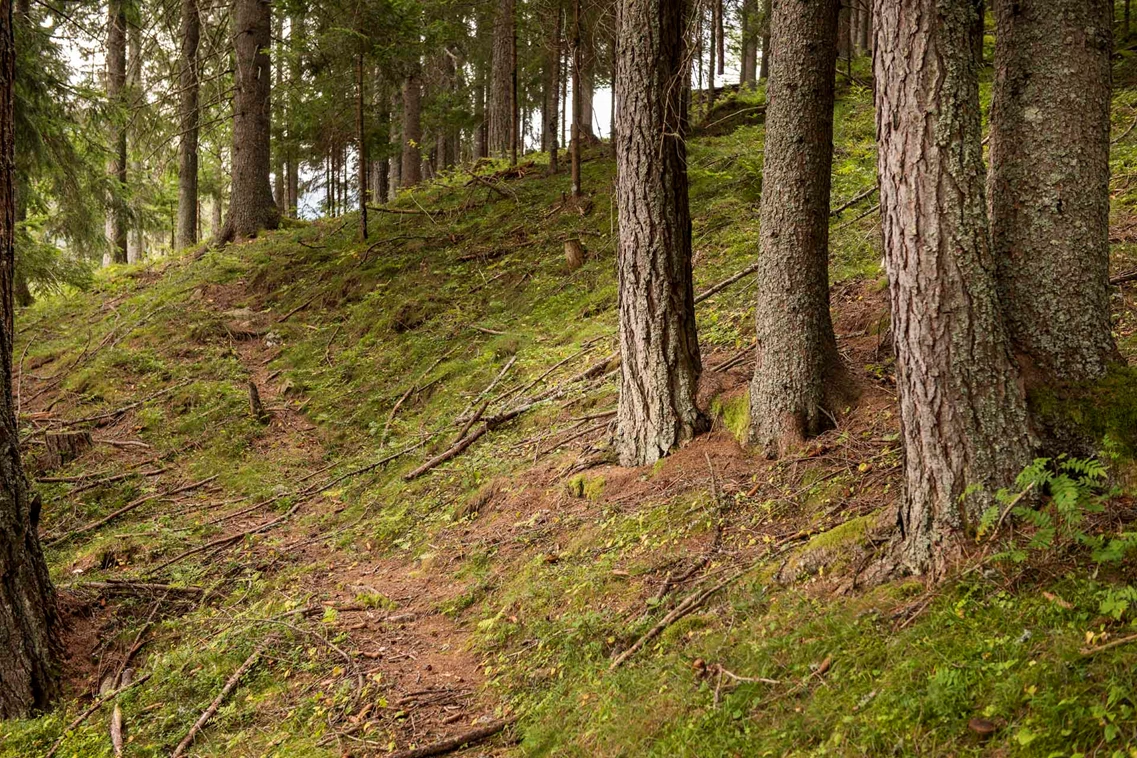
left=5, top=55, right=1137, bottom=757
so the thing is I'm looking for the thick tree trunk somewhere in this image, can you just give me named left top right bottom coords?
left=0, top=0, right=58, bottom=714
left=401, top=72, right=422, bottom=188
left=545, top=4, right=562, bottom=173
left=104, top=0, right=128, bottom=265
left=750, top=0, right=846, bottom=457
left=874, top=0, right=1034, bottom=576
left=488, top=0, right=515, bottom=158
left=175, top=0, right=199, bottom=249
left=473, top=63, right=488, bottom=160
left=988, top=0, right=1116, bottom=386
left=216, top=0, right=280, bottom=243
left=615, top=0, right=704, bottom=467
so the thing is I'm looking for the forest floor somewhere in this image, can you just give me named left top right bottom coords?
left=8, top=58, right=1137, bottom=757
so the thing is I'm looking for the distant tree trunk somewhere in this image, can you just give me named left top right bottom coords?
left=708, top=4, right=717, bottom=111
left=615, top=0, right=704, bottom=467
left=973, top=0, right=985, bottom=62
left=716, top=0, right=725, bottom=75
left=488, top=0, right=515, bottom=158
left=837, top=2, right=851, bottom=60
left=545, top=4, right=562, bottom=172
left=216, top=0, right=280, bottom=243
left=874, top=0, right=1033, bottom=576
left=988, top=0, right=1116, bottom=386
left=740, top=0, right=758, bottom=86
left=579, top=27, right=596, bottom=140
left=389, top=90, right=402, bottom=198
left=750, top=0, right=846, bottom=457
left=759, top=0, right=772, bottom=81
left=401, top=72, right=422, bottom=187
left=211, top=190, right=222, bottom=234
left=176, top=0, right=199, bottom=249
left=272, top=12, right=284, bottom=216
left=474, top=62, right=488, bottom=160
left=104, top=0, right=128, bottom=265
left=857, top=0, right=871, bottom=53
left=1125, top=0, right=1131, bottom=39
left=571, top=0, right=582, bottom=197
left=284, top=10, right=302, bottom=217
left=357, top=51, right=368, bottom=240
left=0, top=0, right=58, bottom=714
left=511, top=24, right=520, bottom=164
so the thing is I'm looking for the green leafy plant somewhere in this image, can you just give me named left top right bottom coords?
left=980, top=456, right=1135, bottom=564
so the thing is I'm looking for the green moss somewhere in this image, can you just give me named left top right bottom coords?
left=1029, top=364, right=1137, bottom=455
left=567, top=474, right=606, bottom=501
left=711, top=391, right=750, bottom=444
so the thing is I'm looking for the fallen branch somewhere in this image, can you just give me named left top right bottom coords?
left=1111, top=268, right=1137, bottom=286
left=45, top=475, right=219, bottom=547
left=830, top=183, right=878, bottom=217
left=386, top=720, right=514, bottom=758
left=832, top=203, right=880, bottom=233
left=66, top=580, right=203, bottom=597
left=610, top=571, right=743, bottom=670
left=1081, top=632, right=1137, bottom=656
left=694, top=263, right=761, bottom=304
left=44, top=673, right=152, bottom=758
left=54, top=381, right=192, bottom=429
left=276, top=294, right=319, bottom=322
left=170, top=641, right=270, bottom=758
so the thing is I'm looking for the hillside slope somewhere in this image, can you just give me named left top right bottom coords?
left=5, top=80, right=1137, bottom=757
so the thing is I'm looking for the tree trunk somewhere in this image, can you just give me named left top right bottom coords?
left=988, top=0, right=1116, bottom=386
left=545, top=3, right=562, bottom=172
left=749, top=0, right=846, bottom=457
left=759, top=0, right=772, bottom=81
left=176, top=0, right=199, bottom=249
left=0, top=0, right=59, bottom=713
left=740, top=0, right=758, bottom=86
left=858, top=0, right=871, bottom=53
left=615, top=0, right=705, bottom=467
left=216, top=0, right=280, bottom=243
left=356, top=51, right=368, bottom=240
left=874, top=0, right=1034, bottom=576
left=488, top=0, right=515, bottom=158
left=104, top=0, right=128, bottom=265
left=388, top=89, right=402, bottom=199
left=571, top=0, right=582, bottom=197
left=210, top=190, right=222, bottom=236
left=401, top=72, right=422, bottom=187
left=837, top=1, right=851, bottom=60
left=474, top=62, right=488, bottom=160
left=715, top=0, right=725, bottom=76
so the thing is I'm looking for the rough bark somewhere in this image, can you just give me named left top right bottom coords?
left=749, top=0, right=846, bottom=457
left=215, top=0, right=280, bottom=243
left=488, top=0, right=515, bottom=158
left=401, top=72, right=422, bottom=188
left=104, top=0, right=128, bottom=265
left=615, top=0, right=704, bottom=467
left=0, top=0, right=59, bottom=713
left=874, top=0, right=1034, bottom=576
left=988, top=0, right=1116, bottom=385
left=175, top=0, right=200, bottom=249
left=837, top=1, right=851, bottom=59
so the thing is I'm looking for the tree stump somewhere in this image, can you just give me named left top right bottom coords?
left=565, top=239, right=586, bottom=271
left=44, top=431, right=93, bottom=468
left=247, top=381, right=268, bottom=423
